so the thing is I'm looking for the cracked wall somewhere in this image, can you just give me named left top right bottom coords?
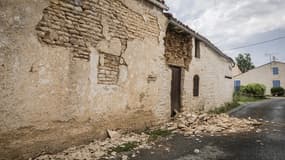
left=36, top=0, right=160, bottom=61
left=0, top=0, right=170, bottom=159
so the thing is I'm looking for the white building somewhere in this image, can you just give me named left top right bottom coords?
left=234, top=61, right=285, bottom=95
left=165, top=15, right=235, bottom=112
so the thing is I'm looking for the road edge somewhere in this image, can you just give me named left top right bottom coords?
left=227, top=103, right=247, bottom=115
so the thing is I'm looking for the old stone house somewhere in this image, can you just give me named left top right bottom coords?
left=0, top=0, right=234, bottom=158
left=164, top=15, right=235, bottom=112
left=234, top=61, right=285, bottom=95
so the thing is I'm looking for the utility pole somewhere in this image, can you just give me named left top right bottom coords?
left=265, top=53, right=279, bottom=63
left=265, top=53, right=273, bottom=63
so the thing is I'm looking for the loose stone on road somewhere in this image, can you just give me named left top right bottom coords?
left=132, top=99, right=285, bottom=160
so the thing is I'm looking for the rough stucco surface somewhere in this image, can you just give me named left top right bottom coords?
left=183, top=40, right=234, bottom=112
left=36, top=0, right=161, bottom=60
left=234, top=62, right=285, bottom=95
left=0, top=0, right=170, bottom=159
left=0, top=0, right=235, bottom=159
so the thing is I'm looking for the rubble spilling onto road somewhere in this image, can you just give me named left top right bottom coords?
left=34, top=131, right=151, bottom=160
left=34, top=112, right=262, bottom=160
left=164, top=112, right=262, bottom=136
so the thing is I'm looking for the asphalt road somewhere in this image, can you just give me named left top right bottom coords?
left=131, top=99, right=285, bottom=160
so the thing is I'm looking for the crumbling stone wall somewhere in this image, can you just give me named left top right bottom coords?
left=97, top=52, right=120, bottom=84
left=164, top=26, right=192, bottom=70
left=0, top=0, right=170, bottom=159
left=36, top=0, right=160, bottom=61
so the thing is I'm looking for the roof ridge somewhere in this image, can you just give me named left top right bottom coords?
left=145, top=0, right=169, bottom=10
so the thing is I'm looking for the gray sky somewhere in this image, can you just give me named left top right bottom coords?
left=165, top=0, right=285, bottom=66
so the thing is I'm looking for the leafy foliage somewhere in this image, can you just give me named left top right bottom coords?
left=235, top=53, right=255, bottom=73
left=240, top=83, right=266, bottom=97
left=271, top=87, right=285, bottom=96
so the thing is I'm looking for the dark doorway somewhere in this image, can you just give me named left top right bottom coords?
left=170, top=66, right=182, bottom=117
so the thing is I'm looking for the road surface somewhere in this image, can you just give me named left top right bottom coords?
left=131, top=99, right=285, bottom=160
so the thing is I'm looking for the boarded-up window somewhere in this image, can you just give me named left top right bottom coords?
left=195, top=39, right=200, bottom=58
left=193, top=75, right=200, bottom=96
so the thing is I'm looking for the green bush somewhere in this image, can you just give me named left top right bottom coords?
left=271, top=87, right=285, bottom=96
left=240, top=83, right=266, bottom=97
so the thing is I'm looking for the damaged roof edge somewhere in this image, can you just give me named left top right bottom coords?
left=145, top=0, right=169, bottom=10
left=166, top=14, right=235, bottom=65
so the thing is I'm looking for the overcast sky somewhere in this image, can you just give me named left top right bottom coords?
left=165, top=0, right=285, bottom=66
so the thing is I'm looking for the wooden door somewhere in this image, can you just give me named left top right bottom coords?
left=170, top=66, right=182, bottom=117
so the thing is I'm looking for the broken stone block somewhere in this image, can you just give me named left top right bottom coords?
left=122, top=155, right=128, bottom=160
left=107, top=129, right=121, bottom=140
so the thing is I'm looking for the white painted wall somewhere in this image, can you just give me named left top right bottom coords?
left=234, top=61, right=285, bottom=95
left=183, top=39, right=234, bottom=111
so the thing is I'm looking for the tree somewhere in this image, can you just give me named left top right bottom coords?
left=235, top=53, right=255, bottom=73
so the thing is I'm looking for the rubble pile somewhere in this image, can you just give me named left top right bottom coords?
left=34, top=131, right=151, bottom=160
left=165, top=112, right=262, bottom=136
left=34, top=112, right=262, bottom=160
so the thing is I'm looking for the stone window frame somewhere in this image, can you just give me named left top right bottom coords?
left=193, top=75, right=200, bottom=97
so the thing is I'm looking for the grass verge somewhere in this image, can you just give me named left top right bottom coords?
left=208, top=101, right=240, bottom=114
left=145, top=129, right=172, bottom=141
left=237, top=95, right=266, bottom=103
left=209, top=93, right=267, bottom=114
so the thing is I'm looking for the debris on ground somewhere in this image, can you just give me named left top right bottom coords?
left=194, top=148, right=200, bottom=154
left=163, top=112, right=262, bottom=136
left=34, top=131, right=151, bottom=160
left=34, top=112, right=262, bottom=160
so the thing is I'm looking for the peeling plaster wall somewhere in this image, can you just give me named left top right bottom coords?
left=183, top=40, right=234, bottom=112
left=0, top=0, right=170, bottom=159
left=36, top=0, right=161, bottom=60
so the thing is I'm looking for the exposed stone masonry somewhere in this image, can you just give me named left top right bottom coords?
left=98, top=53, right=120, bottom=85
left=164, top=27, right=192, bottom=70
left=36, top=0, right=160, bottom=61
